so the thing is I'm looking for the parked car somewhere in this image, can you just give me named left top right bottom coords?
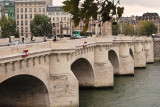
left=9, top=40, right=23, bottom=46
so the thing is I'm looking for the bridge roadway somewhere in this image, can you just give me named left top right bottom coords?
left=0, top=35, right=154, bottom=107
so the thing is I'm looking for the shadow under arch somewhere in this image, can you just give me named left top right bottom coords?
left=130, top=48, right=134, bottom=59
left=108, top=50, right=119, bottom=74
left=71, top=58, right=95, bottom=87
left=0, top=74, right=49, bottom=107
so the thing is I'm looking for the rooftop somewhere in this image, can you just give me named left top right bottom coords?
left=47, top=6, right=64, bottom=12
left=15, top=0, right=46, bottom=3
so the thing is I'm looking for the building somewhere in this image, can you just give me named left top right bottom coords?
left=118, top=16, right=136, bottom=34
left=8, top=0, right=15, bottom=19
left=15, top=0, right=46, bottom=37
left=47, top=6, right=71, bottom=36
left=47, top=6, right=107, bottom=36
left=136, top=12, right=160, bottom=36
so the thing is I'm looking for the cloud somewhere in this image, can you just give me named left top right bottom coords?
left=121, top=0, right=160, bottom=8
left=52, top=0, right=160, bottom=17
left=122, top=4, right=160, bottom=17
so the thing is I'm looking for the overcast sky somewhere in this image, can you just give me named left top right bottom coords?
left=52, top=0, right=160, bottom=17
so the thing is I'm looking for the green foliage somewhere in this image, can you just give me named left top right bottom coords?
left=112, top=24, right=119, bottom=36
left=30, top=14, right=52, bottom=37
left=137, top=21, right=158, bottom=36
left=0, top=16, right=17, bottom=38
left=63, top=0, right=124, bottom=32
left=122, top=24, right=134, bottom=36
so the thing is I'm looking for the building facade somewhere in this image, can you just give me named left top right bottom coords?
left=15, top=0, right=46, bottom=37
left=136, top=12, right=160, bottom=36
left=47, top=6, right=106, bottom=36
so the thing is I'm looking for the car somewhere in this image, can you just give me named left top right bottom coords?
left=9, top=40, right=23, bottom=46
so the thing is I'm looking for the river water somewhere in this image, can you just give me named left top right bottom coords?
left=80, top=61, right=160, bottom=107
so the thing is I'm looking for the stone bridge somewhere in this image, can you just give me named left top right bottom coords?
left=0, top=36, right=154, bottom=107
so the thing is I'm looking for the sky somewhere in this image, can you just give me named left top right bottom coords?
left=52, top=0, right=160, bottom=17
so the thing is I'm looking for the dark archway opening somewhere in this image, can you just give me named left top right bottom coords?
left=71, top=58, right=95, bottom=87
left=0, top=75, right=49, bottom=107
left=130, top=48, right=134, bottom=59
left=108, top=50, right=119, bottom=74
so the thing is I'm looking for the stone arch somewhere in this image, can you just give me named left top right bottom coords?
left=130, top=48, right=134, bottom=59
left=108, top=50, right=119, bottom=74
left=0, top=74, right=49, bottom=107
left=71, top=58, right=95, bottom=87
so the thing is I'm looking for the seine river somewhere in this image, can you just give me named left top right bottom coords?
left=80, top=61, right=160, bottom=107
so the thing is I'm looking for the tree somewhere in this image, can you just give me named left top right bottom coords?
left=63, top=0, right=124, bottom=32
left=123, top=24, right=134, bottom=36
left=30, top=14, right=52, bottom=37
left=0, top=16, right=17, bottom=38
left=137, top=21, right=158, bottom=36
left=112, top=24, right=119, bottom=36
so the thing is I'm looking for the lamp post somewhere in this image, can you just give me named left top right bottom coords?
left=93, top=23, right=96, bottom=34
left=99, top=21, right=101, bottom=35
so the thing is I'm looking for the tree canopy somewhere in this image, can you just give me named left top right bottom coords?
left=0, top=16, right=17, bottom=38
left=112, top=24, right=119, bottom=36
left=63, top=0, right=124, bottom=32
left=30, top=14, right=52, bottom=37
left=122, top=24, right=134, bottom=36
left=137, top=21, right=158, bottom=36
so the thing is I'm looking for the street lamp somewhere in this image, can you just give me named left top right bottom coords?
left=60, top=21, right=63, bottom=38
left=99, top=21, right=101, bottom=35
left=93, top=23, right=96, bottom=34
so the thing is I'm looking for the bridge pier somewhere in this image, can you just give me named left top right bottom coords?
left=94, top=45, right=114, bottom=87
left=144, top=39, right=154, bottom=63
left=119, top=43, right=134, bottom=75
left=49, top=54, right=79, bottom=107
left=134, top=42, right=146, bottom=68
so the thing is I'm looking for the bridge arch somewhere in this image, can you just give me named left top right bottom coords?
left=130, top=48, right=134, bottom=59
left=0, top=74, right=49, bottom=107
left=71, top=58, right=95, bottom=87
left=108, top=50, right=119, bottom=74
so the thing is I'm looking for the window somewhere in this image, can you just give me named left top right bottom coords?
left=25, top=8, right=27, bottom=12
left=34, top=8, right=36, bottom=12
left=21, top=27, right=23, bottom=32
left=17, top=21, right=19, bottom=25
left=64, top=17, right=66, bottom=21
left=53, top=23, right=55, bottom=27
left=17, top=14, right=19, bottom=19
left=25, top=27, right=28, bottom=32
left=21, top=8, right=23, bottom=12
left=64, top=24, right=66, bottom=28
left=17, top=27, right=19, bottom=31
left=17, top=8, right=19, bottom=12
left=29, top=8, right=32, bottom=12
left=25, top=20, right=28, bottom=25
left=39, top=8, right=41, bottom=12
left=25, top=14, right=27, bottom=19
left=43, top=8, right=45, bottom=12
left=21, top=14, right=23, bottom=19
left=53, top=17, right=55, bottom=21
left=21, top=21, right=23, bottom=25
left=30, top=14, right=32, bottom=19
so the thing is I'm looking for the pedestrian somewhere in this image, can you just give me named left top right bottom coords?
left=44, top=36, right=47, bottom=42
left=31, top=36, right=33, bottom=41
left=53, top=35, right=57, bottom=41
left=9, top=36, right=11, bottom=43
left=22, top=37, right=24, bottom=44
